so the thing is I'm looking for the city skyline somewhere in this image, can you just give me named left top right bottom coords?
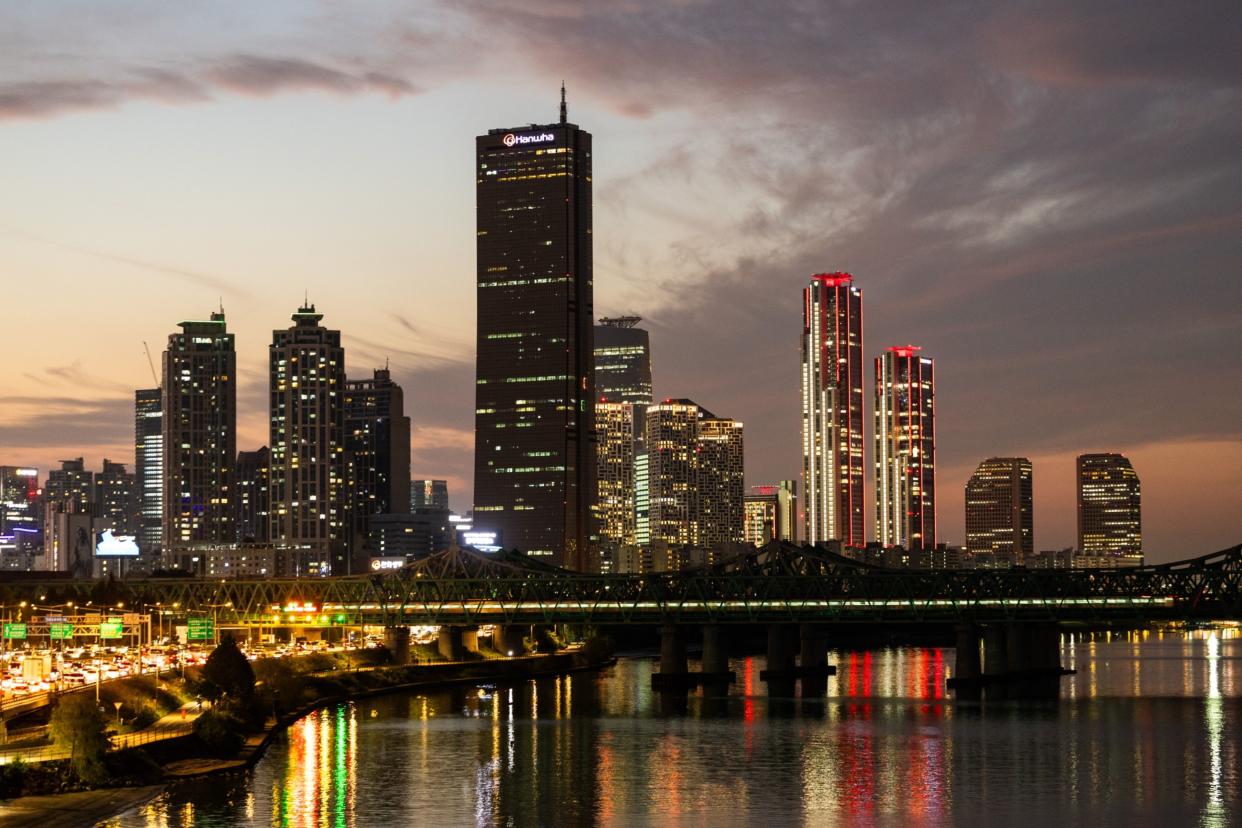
left=2, top=3, right=1240, bottom=561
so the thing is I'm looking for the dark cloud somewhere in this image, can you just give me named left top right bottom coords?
left=205, top=55, right=417, bottom=98
left=0, top=396, right=132, bottom=451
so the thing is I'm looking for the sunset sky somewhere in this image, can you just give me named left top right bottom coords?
left=2, top=1, right=1239, bottom=563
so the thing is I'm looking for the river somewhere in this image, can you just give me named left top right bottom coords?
left=104, top=628, right=1241, bottom=826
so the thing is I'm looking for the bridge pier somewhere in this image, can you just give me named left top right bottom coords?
left=499, top=625, right=528, bottom=656
left=438, top=625, right=466, bottom=661
left=982, top=624, right=1009, bottom=679
left=952, top=624, right=982, bottom=682
left=384, top=626, right=410, bottom=665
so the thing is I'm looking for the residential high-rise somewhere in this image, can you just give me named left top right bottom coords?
left=1077, top=453, right=1142, bottom=566
left=235, top=447, right=270, bottom=543
left=595, top=317, right=653, bottom=405
left=94, top=459, right=135, bottom=537
left=134, top=389, right=163, bottom=555
left=696, top=414, right=745, bottom=548
left=965, top=458, right=1033, bottom=560
left=874, top=347, right=936, bottom=550
left=743, top=481, right=798, bottom=546
left=801, top=272, right=864, bottom=546
left=473, top=89, right=594, bottom=569
left=344, top=367, right=411, bottom=562
left=596, top=402, right=637, bottom=546
left=645, top=399, right=744, bottom=550
left=411, top=480, right=449, bottom=511
left=44, top=458, right=93, bottom=514
left=268, top=304, right=346, bottom=576
left=0, top=467, right=40, bottom=568
left=162, top=311, right=236, bottom=556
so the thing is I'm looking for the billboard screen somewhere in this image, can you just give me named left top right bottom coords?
left=95, top=529, right=140, bottom=557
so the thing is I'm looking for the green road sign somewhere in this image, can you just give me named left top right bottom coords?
left=2, top=623, right=26, bottom=640
left=49, top=623, right=73, bottom=640
left=187, top=617, right=214, bottom=641
left=99, top=621, right=123, bottom=639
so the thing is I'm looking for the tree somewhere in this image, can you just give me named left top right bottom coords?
left=200, top=635, right=256, bottom=705
left=49, top=693, right=110, bottom=783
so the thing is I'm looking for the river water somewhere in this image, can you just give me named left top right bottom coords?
left=105, top=628, right=1242, bottom=827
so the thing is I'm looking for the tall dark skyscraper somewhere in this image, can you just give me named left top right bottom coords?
left=801, top=273, right=864, bottom=546
left=94, top=459, right=135, bottom=536
left=269, top=304, right=346, bottom=576
left=595, top=317, right=653, bottom=405
left=411, top=480, right=449, bottom=511
left=1077, top=453, right=1142, bottom=566
left=344, top=367, right=411, bottom=561
left=965, top=457, right=1034, bottom=561
left=134, top=388, right=163, bottom=555
left=473, top=89, right=594, bottom=568
left=162, top=311, right=236, bottom=556
left=874, top=346, right=936, bottom=550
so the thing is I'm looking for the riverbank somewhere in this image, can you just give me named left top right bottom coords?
left=0, top=649, right=614, bottom=827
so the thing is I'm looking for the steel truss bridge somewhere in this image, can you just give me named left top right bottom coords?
left=1, top=542, right=1240, bottom=629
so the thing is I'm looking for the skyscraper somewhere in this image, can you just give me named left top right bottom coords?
left=596, top=401, right=637, bottom=547
left=411, top=480, right=449, bottom=511
left=43, top=458, right=93, bottom=514
left=162, top=311, right=236, bottom=557
left=801, top=272, right=864, bottom=546
left=473, top=89, right=594, bottom=568
left=1077, top=453, right=1142, bottom=566
left=268, top=304, right=346, bottom=576
left=874, top=346, right=936, bottom=550
left=134, top=388, right=163, bottom=555
left=696, top=414, right=745, bottom=548
left=234, top=447, right=270, bottom=543
left=645, top=399, right=744, bottom=551
left=743, top=481, right=798, bottom=546
left=0, top=467, right=40, bottom=568
left=94, top=459, right=135, bottom=537
left=344, top=367, right=411, bottom=562
left=595, top=317, right=653, bottom=405
left=965, top=457, right=1034, bottom=561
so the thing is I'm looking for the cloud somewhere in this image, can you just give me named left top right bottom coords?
left=204, top=55, right=417, bottom=99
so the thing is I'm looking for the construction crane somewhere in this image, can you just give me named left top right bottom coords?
left=143, top=341, right=160, bottom=388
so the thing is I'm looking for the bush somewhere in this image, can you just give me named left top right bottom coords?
left=192, top=709, right=245, bottom=757
left=580, top=635, right=616, bottom=664
left=0, top=757, right=27, bottom=798
left=200, top=636, right=256, bottom=706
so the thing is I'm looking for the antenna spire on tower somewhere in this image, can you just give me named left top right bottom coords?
left=560, top=81, right=567, bottom=124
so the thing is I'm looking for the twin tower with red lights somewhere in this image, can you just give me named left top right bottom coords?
left=800, top=273, right=935, bottom=552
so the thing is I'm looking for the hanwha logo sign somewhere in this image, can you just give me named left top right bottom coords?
left=502, top=132, right=555, bottom=147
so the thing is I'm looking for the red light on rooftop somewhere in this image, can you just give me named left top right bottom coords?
left=888, top=345, right=922, bottom=358
left=811, top=272, right=853, bottom=287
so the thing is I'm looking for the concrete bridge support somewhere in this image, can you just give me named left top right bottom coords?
left=799, top=625, right=828, bottom=672
left=659, top=624, right=688, bottom=676
left=953, top=624, right=982, bottom=682
left=701, top=625, right=730, bottom=676
left=766, top=624, right=798, bottom=675
left=982, top=625, right=1009, bottom=679
left=499, top=625, right=528, bottom=656
left=438, top=625, right=466, bottom=661
left=384, top=626, right=411, bottom=665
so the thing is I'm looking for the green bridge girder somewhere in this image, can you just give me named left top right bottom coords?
left=1, top=542, right=1239, bottom=627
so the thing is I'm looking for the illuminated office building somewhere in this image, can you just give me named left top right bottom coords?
left=162, top=311, right=236, bottom=555
left=411, top=479, right=449, bottom=511
left=345, top=368, right=411, bottom=564
left=696, top=415, right=745, bottom=548
left=801, top=272, right=864, bottom=546
left=874, top=347, right=936, bottom=550
left=595, top=317, right=653, bottom=405
left=473, top=88, right=594, bottom=568
left=0, top=467, right=40, bottom=568
left=744, top=481, right=798, bottom=546
left=134, top=389, right=163, bottom=555
left=965, top=458, right=1033, bottom=560
left=235, top=447, right=270, bottom=543
left=44, top=457, right=93, bottom=513
left=1077, top=453, right=1142, bottom=566
left=268, top=304, right=346, bottom=576
left=596, top=402, right=637, bottom=546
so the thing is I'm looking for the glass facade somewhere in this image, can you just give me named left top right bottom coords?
left=473, top=109, right=594, bottom=568
left=1077, top=453, right=1142, bottom=564
left=134, top=388, right=163, bottom=555
left=965, top=457, right=1034, bottom=560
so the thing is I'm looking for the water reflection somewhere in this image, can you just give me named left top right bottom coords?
left=107, top=629, right=1242, bottom=827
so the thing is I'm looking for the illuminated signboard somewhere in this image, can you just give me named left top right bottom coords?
left=49, top=623, right=73, bottom=640
left=502, top=131, right=555, bottom=147
left=461, top=531, right=501, bottom=553
left=370, top=557, right=405, bottom=571
left=187, top=617, right=214, bottom=640
left=3, top=623, right=26, bottom=640
left=99, top=621, right=123, bottom=639
left=95, top=529, right=140, bottom=557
